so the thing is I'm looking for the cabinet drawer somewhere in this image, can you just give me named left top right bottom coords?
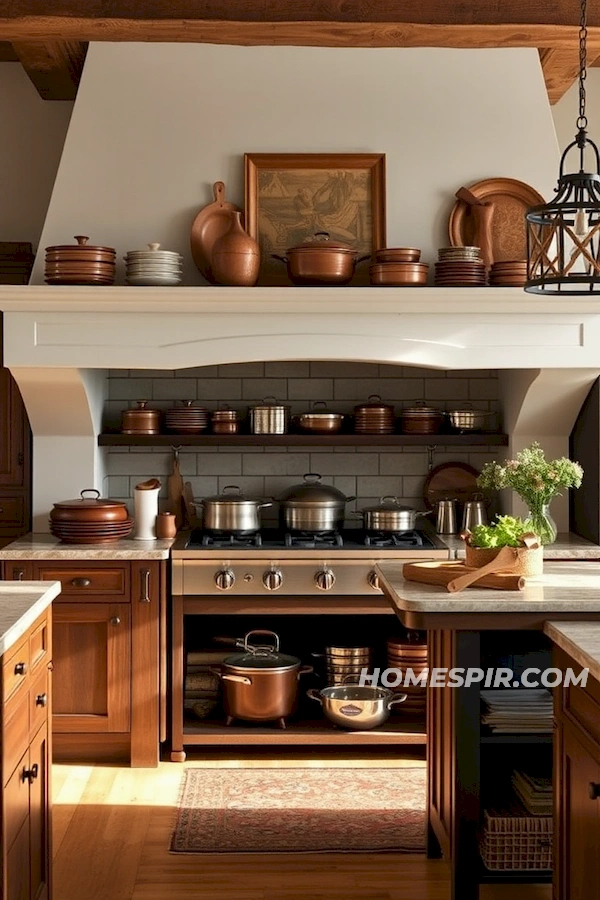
left=4, top=748, right=29, bottom=852
left=29, top=666, right=48, bottom=739
left=35, top=565, right=129, bottom=599
left=3, top=637, right=30, bottom=702
left=3, top=688, right=29, bottom=783
left=0, top=495, right=25, bottom=529
left=29, top=613, right=49, bottom=673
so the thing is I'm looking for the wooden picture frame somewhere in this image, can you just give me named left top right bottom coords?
left=245, top=152, right=386, bottom=286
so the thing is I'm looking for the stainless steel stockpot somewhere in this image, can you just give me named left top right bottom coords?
left=307, top=684, right=407, bottom=730
left=198, top=485, right=272, bottom=534
left=447, top=405, right=490, bottom=432
left=278, top=473, right=356, bottom=532
left=249, top=397, right=290, bottom=434
left=356, top=497, right=432, bottom=533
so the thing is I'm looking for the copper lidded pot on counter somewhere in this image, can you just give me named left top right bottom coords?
left=272, top=232, right=370, bottom=286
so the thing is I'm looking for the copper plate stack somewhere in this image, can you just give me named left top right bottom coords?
left=353, top=395, right=396, bottom=434
left=211, top=408, right=239, bottom=434
left=324, top=646, right=374, bottom=687
left=50, top=518, right=134, bottom=544
left=165, top=401, right=209, bottom=433
left=489, top=260, right=528, bottom=287
left=45, top=235, right=116, bottom=285
left=387, top=636, right=427, bottom=717
left=370, top=247, right=429, bottom=287
left=435, top=246, right=486, bottom=287
left=49, top=491, right=133, bottom=544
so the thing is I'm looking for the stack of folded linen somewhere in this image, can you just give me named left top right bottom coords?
left=480, top=689, right=553, bottom=733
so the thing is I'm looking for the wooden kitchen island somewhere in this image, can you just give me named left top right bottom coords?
left=376, top=561, right=600, bottom=900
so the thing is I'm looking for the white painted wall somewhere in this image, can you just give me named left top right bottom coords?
left=552, top=69, right=600, bottom=156
left=0, top=65, right=72, bottom=249
left=33, top=43, right=560, bottom=285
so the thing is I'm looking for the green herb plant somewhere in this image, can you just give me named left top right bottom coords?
left=469, top=515, right=535, bottom=549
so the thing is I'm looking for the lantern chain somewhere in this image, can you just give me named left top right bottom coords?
left=578, top=0, right=588, bottom=132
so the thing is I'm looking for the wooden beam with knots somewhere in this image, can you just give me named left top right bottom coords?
left=11, top=40, right=87, bottom=100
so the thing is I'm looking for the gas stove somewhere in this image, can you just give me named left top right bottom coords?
left=171, top=528, right=450, bottom=597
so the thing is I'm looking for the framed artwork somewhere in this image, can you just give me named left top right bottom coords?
left=244, top=152, right=386, bottom=286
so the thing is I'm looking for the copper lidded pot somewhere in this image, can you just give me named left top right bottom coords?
left=121, top=400, right=161, bottom=435
left=272, top=232, right=370, bottom=286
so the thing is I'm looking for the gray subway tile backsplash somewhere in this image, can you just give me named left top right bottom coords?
left=104, top=362, right=501, bottom=509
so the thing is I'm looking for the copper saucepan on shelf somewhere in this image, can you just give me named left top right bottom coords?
left=272, top=232, right=370, bottom=286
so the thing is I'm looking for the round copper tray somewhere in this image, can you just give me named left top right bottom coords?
left=423, top=461, right=481, bottom=510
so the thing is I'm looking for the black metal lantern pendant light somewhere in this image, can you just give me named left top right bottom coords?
left=526, top=0, right=600, bottom=295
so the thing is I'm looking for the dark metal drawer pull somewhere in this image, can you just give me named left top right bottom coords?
left=589, top=782, right=600, bottom=800
left=140, top=569, right=151, bottom=603
left=13, top=568, right=25, bottom=581
left=22, top=764, right=38, bottom=784
left=70, top=577, right=91, bottom=588
left=14, top=662, right=27, bottom=676
left=35, top=693, right=48, bottom=708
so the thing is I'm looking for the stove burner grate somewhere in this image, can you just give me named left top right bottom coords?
left=197, top=531, right=263, bottom=549
left=284, top=530, right=344, bottom=549
left=364, top=530, right=424, bottom=548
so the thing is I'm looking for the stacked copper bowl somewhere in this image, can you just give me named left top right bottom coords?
left=489, top=259, right=528, bottom=287
left=387, top=634, right=427, bottom=717
left=353, top=395, right=396, bottom=434
left=324, top=645, right=374, bottom=687
left=370, top=248, right=429, bottom=287
left=211, top=407, right=239, bottom=435
left=165, top=401, right=209, bottom=433
left=45, top=236, right=116, bottom=285
left=400, top=402, right=444, bottom=435
left=50, top=490, right=133, bottom=544
left=121, top=401, right=161, bottom=435
left=434, top=246, right=486, bottom=287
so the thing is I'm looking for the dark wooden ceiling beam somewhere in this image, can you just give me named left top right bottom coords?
left=539, top=47, right=581, bottom=105
left=11, top=40, right=87, bottom=99
left=0, top=41, right=18, bottom=60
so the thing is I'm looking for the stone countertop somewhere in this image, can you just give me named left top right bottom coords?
left=544, top=621, right=600, bottom=685
left=0, top=581, right=60, bottom=656
left=441, top=532, right=600, bottom=560
left=376, top=561, right=600, bottom=613
left=0, top=534, right=175, bottom=560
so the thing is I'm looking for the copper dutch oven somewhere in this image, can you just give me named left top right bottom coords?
left=50, top=489, right=129, bottom=524
left=272, top=232, right=370, bottom=286
left=214, top=630, right=313, bottom=725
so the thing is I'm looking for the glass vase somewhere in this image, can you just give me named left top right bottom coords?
left=527, top=503, right=558, bottom=545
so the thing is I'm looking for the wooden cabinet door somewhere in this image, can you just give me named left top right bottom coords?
left=52, top=603, right=130, bottom=733
left=0, top=369, right=28, bottom=488
left=28, top=726, right=50, bottom=900
left=559, top=726, right=600, bottom=899
left=5, top=818, right=30, bottom=900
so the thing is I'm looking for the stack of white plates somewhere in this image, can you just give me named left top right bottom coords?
left=124, top=243, right=183, bottom=286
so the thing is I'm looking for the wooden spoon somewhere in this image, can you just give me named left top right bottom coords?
left=447, top=546, right=519, bottom=593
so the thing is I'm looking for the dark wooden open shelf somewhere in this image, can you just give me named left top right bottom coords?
left=99, top=431, right=508, bottom=447
left=181, top=714, right=427, bottom=745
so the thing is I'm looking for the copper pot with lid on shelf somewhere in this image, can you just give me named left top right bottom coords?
left=121, top=400, right=161, bottom=435
left=294, top=401, right=345, bottom=434
left=400, top=402, right=444, bottom=435
left=44, top=235, right=116, bottom=285
left=272, top=232, right=370, bottom=286
left=353, top=395, right=395, bottom=434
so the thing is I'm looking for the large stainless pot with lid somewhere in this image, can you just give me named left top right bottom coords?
left=249, top=397, right=290, bottom=434
left=278, top=473, right=356, bottom=532
left=214, top=630, right=313, bottom=724
left=355, top=496, right=433, bottom=533
left=198, top=485, right=272, bottom=534
left=272, top=232, right=370, bottom=286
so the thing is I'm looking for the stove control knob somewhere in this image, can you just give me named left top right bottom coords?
left=315, top=568, right=336, bottom=591
left=368, top=570, right=381, bottom=591
left=215, top=568, right=235, bottom=591
left=263, top=568, right=283, bottom=591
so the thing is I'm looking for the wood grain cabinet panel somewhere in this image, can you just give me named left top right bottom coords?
left=0, top=368, right=31, bottom=543
left=52, top=603, right=130, bottom=733
left=28, top=726, right=50, bottom=900
left=33, top=565, right=129, bottom=598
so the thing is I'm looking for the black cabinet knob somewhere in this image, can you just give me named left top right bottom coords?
left=35, top=693, right=48, bottom=707
left=22, top=764, right=39, bottom=784
left=588, top=782, right=600, bottom=800
left=14, top=661, right=27, bottom=676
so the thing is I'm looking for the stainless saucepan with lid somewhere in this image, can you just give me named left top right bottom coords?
left=355, top=497, right=433, bottom=533
left=198, top=485, right=272, bottom=534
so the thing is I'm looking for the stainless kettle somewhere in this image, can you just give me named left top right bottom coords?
left=461, top=494, right=487, bottom=531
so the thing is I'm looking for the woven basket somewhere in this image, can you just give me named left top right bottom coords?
left=464, top=544, right=543, bottom=577
left=480, top=806, right=553, bottom=871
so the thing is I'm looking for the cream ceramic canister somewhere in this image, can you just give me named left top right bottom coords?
left=210, top=211, right=260, bottom=286
left=132, top=478, right=161, bottom=540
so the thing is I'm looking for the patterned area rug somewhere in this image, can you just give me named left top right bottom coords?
left=170, top=767, right=426, bottom=853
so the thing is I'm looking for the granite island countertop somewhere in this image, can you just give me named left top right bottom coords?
left=0, top=581, right=61, bottom=655
left=0, top=534, right=175, bottom=560
left=376, top=560, right=600, bottom=613
left=442, top=532, right=600, bottom=560
left=544, top=621, right=600, bottom=684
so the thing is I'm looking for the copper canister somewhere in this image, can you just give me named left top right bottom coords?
left=121, top=400, right=161, bottom=434
left=211, top=407, right=239, bottom=434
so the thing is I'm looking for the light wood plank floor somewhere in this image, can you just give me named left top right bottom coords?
left=52, top=755, right=552, bottom=900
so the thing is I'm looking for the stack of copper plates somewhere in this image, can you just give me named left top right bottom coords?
left=489, top=259, right=528, bottom=287
left=387, top=635, right=428, bottom=717
left=434, top=246, right=486, bottom=287
left=353, top=395, right=396, bottom=434
left=0, top=242, right=34, bottom=285
left=165, top=401, right=209, bottom=433
left=45, top=236, right=116, bottom=285
left=324, top=646, right=374, bottom=687
left=370, top=247, right=429, bottom=286
left=50, top=518, right=134, bottom=543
